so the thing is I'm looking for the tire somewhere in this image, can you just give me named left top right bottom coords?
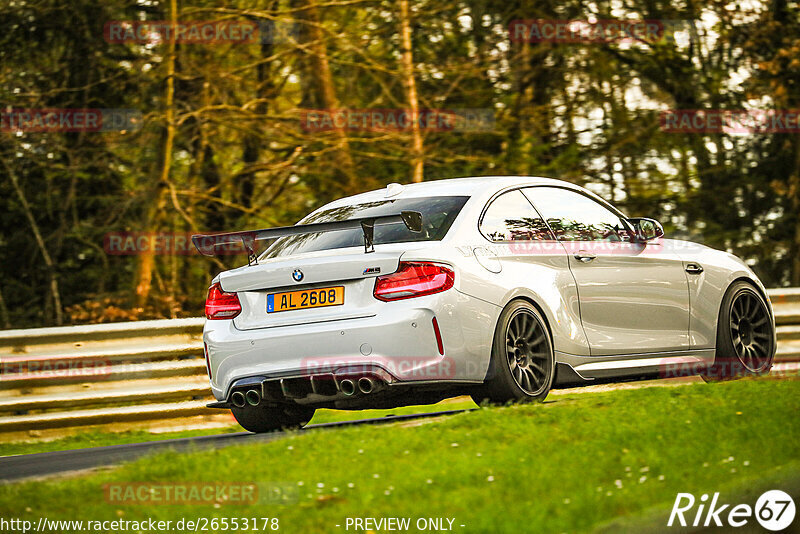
left=231, top=404, right=315, bottom=433
left=702, top=281, right=775, bottom=382
left=472, top=300, right=555, bottom=405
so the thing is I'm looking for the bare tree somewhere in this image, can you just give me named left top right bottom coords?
left=134, top=0, right=178, bottom=308
left=1, top=157, right=63, bottom=325
left=398, top=0, right=423, bottom=183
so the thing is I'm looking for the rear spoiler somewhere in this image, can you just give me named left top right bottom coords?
left=192, top=210, right=422, bottom=264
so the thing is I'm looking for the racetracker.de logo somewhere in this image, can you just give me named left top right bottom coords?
left=104, top=232, right=250, bottom=256
left=300, top=356, right=457, bottom=381
left=300, top=109, right=495, bottom=133
left=509, top=19, right=666, bottom=44
left=0, top=356, right=111, bottom=381
left=103, top=20, right=296, bottom=45
left=103, top=483, right=287, bottom=505
left=658, top=360, right=788, bottom=379
left=0, top=109, right=141, bottom=133
left=661, top=109, right=800, bottom=134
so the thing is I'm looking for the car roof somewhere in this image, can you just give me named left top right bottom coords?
left=323, top=176, right=579, bottom=208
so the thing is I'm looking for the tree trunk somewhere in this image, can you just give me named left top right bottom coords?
left=791, top=141, right=800, bottom=286
left=2, top=158, right=63, bottom=325
left=301, top=0, right=357, bottom=196
left=240, top=5, right=278, bottom=209
left=398, top=0, right=423, bottom=183
left=134, top=0, right=178, bottom=309
left=0, top=286, right=10, bottom=329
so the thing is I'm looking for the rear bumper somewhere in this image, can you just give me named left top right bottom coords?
left=204, top=289, right=498, bottom=401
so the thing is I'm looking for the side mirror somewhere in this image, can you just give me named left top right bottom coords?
left=627, top=217, right=664, bottom=242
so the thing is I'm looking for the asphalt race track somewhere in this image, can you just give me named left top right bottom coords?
left=0, top=410, right=468, bottom=483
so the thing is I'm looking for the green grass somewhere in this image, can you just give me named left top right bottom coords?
left=0, top=397, right=476, bottom=457
left=593, top=464, right=800, bottom=533
left=1, top=379, right=798, bottom=533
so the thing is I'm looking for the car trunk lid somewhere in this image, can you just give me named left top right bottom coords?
left=219, top=248, right=401, bottom=331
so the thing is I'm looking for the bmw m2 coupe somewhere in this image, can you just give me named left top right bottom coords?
left=193, top=176, right=776, bottom=432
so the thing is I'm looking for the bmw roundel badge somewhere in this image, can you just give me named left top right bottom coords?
left=292, top=269, right=304, bottom=282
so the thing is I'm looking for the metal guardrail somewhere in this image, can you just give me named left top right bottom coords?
left=0, top=290, right=799, bottom=439
left=0, top=317, right=225, bottom=439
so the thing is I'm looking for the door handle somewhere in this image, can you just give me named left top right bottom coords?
left=685, top=263, right=704, bottom=274
left=574, top=252, right=597, bottom=263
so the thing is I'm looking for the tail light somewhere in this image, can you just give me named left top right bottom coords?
left=205, top=282, right=241, bottom=319
left=373, top=262, right=455, bottom=301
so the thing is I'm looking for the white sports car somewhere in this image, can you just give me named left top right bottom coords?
left=194, top=176, right=776, bottom=432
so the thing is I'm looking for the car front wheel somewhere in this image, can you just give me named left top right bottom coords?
left=702, top=281, right=775, bottom=381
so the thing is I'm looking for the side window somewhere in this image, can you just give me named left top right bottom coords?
left=480, top=190, right=554, bottom=242
left=522, top=187, right=628, bottom=242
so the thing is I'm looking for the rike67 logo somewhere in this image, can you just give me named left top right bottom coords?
left=668, top=490, right=795, bottom=531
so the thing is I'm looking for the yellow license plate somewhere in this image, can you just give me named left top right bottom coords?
left=267, top=286, right=344, bottom=313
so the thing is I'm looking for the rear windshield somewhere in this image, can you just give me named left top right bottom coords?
left=261, top=196, right=469, bottom=259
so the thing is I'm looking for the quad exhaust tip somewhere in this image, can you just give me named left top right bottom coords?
left=245, top=389, right=261, bottom=406
left=231, top=391, right=246, bottom=408
left=358, top=377, right=375, bottom=394
left=232, top=374, right=383, bottom=402
left=339, top=379, right=356, bottom=396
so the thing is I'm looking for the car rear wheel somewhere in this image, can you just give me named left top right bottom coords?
left=472, top=300, right=554, bottom=404
left=702, top=281, right=774, bottom=382
left=231, top=405, right=315, bottom=433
